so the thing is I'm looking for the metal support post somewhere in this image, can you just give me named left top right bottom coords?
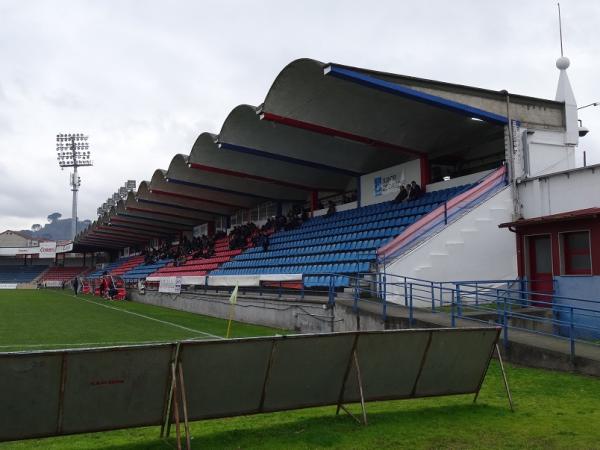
left=353, top=276, right=359, bottom=313
left=409, top=284, right=414, bottom=326
left=569, top=307, right=575, bottom=363
left=328, top=276, right=335, bottom=307
left=444, top=201, right=448, bottom=225
left=496, top=344, right=514, bottom=412
left=503, top=293, right=509, bottom=351
left=382, top=272, right=387, bottom=322
left=451, top=290, right=456, bottom=328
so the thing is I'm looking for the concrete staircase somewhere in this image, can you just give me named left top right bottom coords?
left=387, top=186, right=517, bottom=296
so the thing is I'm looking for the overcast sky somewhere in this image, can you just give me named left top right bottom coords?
left=1, top=0, right=599, bottom=231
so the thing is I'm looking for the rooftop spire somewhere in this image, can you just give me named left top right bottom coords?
left=554, top=3, right=578, bottom=144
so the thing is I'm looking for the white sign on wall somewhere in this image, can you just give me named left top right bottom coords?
left=361, top=159, right=422, bottom=207
left=158, top=277, right=182, bottom=294
left=39, top=241, right=57, bottom=259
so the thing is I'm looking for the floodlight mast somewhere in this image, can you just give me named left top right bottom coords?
left=56, top=133, right=92, bottom=239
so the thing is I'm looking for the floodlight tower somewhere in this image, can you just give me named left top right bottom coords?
left=56, top=133, right=92, bottom=239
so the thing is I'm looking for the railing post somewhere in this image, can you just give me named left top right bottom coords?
left=382, top=272, right=387, bottom=323
left=403, top=279, right=408, bottom=307
left=430, top=281, right=435, bottom=312
left=451, top=288, right=456, bottom=327
left=456, top=284, right=462, bottom=317
left=475, top=281, right=479, bottom=306
left=444, top=201, right=448, bottom=225
left=496, top=288, right=501, bottom=325
left=353, top=276, right=359, bottom=313
left=569, top=306, right=575, bottom=363
left=503, top=291, right=509, bottom=351
left=328, top=276, right=335, bottom=307
left=409, top=283, right=414, bottom=326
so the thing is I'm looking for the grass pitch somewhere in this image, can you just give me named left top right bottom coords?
left=1, top=289, right=600, bottom=449
left=0, top=289, right=283, bottom=351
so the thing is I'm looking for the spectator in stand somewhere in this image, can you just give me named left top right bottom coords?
left=274, top=214, right=287, bottom=232
left=300, top=210, right=308, bottom=226
left=174, top=247, right=186, bottom=267
left=394, top=184, right=408, bottom=203
left=260, top=231, right=270, bottom=252
left=408, top=180, right=422, bottom=201
left=326, top=201, right=337, bottom=217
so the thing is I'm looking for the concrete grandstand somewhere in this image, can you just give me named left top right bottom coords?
left=76, top=57, right=569, bottom=285
left=70, top=57, right=600, bottom=375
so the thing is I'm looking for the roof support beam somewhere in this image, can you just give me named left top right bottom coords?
left=218, top=141, right=360, bottom=177
left=92, top=230, right=150, bottom=242
left=166, top=177, right=278, bottom=201
left=116, top=212, right=195, bottom=228
left=109, top=222, right=179, bottom=236
left=125, top=206, right=209, bottom=222
left=109, top=216, right=185, bottom=232
left=149, top=188, right=246, bottom=209
left=188, top=162, right=342, bottom=193
left=137, top=197, right=229, bottom=217
left=96, top=225, right=158, bottom=239
left=260, top=111, right=425, bottom=158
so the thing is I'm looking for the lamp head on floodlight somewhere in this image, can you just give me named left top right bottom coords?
left=55, top=133, right=93, bottom=168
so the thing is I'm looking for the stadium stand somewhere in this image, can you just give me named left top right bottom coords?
left=40, top=266, right=89, bottom=283
left=211, top=184, right=473, bottom=287
left=122, top=258, right=172, bottom=282
left=88, top=256, right=139, bottom=278
left=109, top=255, right=145, bottom=276
left=149, top=236, right=249, bottom=278
left=0, top=265, right=48, bottom=283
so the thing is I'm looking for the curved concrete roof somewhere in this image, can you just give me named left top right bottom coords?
left=75, top=57, right=566, bottom=252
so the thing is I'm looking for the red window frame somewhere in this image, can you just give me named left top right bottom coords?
left=562, top=231, right=592, bottom=275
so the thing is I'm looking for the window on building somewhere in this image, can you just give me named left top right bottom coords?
left=561, top=231, right=592, bottom=275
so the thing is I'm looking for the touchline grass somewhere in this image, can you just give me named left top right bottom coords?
left=1, top=289, right=600, bottom=449
left=0, top=289, right=284, bottom=351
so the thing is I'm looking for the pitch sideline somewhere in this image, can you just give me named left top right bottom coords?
left=58, top=291, right=223, bottom=340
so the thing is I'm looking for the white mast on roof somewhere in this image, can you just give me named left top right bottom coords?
left=554, top=2, right=579, bottom=146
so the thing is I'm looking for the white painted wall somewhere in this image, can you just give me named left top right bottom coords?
left=360, top=159, right=421, bottom=206
left=384, top=187, right=517, bottom=306
left=518, top=164, right=600, bottom=219
left=426, top=169, right=493, bottom=192
left=526, top=129, right=576, bottom=177
left=313, top=201, right=358, bottom=217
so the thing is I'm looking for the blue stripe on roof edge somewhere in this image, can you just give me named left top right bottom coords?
left=324, top=65, right=508, bottom=126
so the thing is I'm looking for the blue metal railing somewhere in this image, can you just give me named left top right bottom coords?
left=313, top=271, right=600, bottom=362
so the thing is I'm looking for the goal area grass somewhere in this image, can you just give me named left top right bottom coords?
left=1, top=289, right=599, bottom=449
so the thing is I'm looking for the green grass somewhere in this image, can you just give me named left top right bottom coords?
left=1, top=290, right=600, bottom=449
left=0, top=289, right=285, bottom=352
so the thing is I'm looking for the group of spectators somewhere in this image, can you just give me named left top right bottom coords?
left=142, top=234, right=220, bottom=267
left=393, top=181, right=423, bottom=203
left=142, top=241, right=176, bottom=265
left=261, top=205, right=309, bottom=234
left=228, top=222, right=258, bottom=250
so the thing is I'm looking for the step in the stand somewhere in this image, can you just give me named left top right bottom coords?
left=445, top=240, right=465, bottom=249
